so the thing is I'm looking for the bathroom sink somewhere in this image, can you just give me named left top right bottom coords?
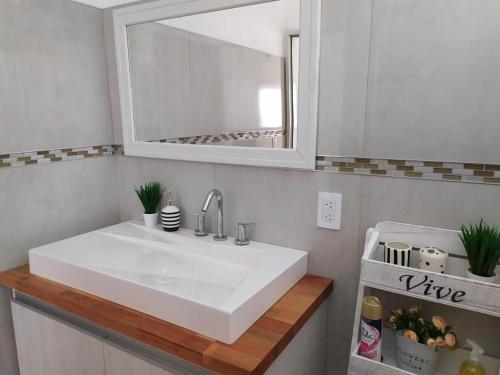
left=29, top=221, right=308, bottom=343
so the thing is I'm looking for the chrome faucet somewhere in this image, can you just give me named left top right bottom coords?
left=201, top=189, right=227, bottom=241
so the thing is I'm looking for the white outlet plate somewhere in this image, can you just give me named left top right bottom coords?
left=317, top=192, right=342, bottom=230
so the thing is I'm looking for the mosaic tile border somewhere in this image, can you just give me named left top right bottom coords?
left=0, top=145, right=123, bottom=169
left=316, top=156, right=500, bottom=185
left=1, top=145, right=498, bottom=187
left=148, top=129, right=285, bottom=144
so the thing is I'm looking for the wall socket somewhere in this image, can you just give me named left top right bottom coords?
left=317, top=192, right=342, bottom=230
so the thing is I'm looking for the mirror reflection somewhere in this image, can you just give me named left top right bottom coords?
left=127, top=0, right=300, bottom=148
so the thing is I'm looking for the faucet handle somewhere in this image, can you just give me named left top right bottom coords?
left=235, top=222, right=255, bottom=246
left=188, top=211, right=208, bottom=237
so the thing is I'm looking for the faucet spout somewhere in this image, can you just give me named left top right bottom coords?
left=201, top=189, right=221, bottom=212
left=201, top=189, right=227, bottom=241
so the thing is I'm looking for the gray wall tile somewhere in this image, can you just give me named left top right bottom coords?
left=0, top=158, right=120, bottom=271
left=316, top=0, right=372, bottom=156
left=0, top=0, right=113, bottom=153
left=0, top=157, right=120, bottom=374
left=364, top=0, right=500, bottom=163
left=0, top=2, right=119, bottom=374
left=359, top=175, right=500, bottom=232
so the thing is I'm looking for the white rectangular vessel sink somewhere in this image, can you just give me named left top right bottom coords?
left=29, top=221, right=308, bottom=344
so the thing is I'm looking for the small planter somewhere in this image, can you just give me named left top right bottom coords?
left=143, top=213, right=159, bottom=228
left=466, top=269, right=497, bottom=283
left=395, top=331, right=439, bottom=375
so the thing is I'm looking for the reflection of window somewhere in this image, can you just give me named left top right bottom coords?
left=258, top=88, right=283, bottom=128
left=287, top=35, right=300, bottom=149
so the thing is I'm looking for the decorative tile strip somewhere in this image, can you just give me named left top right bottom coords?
left=0, top=145, right=123, bottom=170
left=316, top=156, right=500, bottom=185
left=148, top=129, right=285, bottom=145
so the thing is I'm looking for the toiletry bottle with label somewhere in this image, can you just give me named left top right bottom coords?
left=359, top=296, right=383, bottom=361
left=460, top=339, right=486, bottom=375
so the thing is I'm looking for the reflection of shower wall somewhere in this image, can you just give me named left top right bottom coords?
left=128, top=22, right=286, bottom=142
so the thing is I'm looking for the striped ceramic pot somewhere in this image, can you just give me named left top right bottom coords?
left=161, top=205, right=181, bottom=232
left=384, top=241, right=411, bottom=267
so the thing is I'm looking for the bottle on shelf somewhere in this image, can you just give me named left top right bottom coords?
left=359, top=296, right=383, bottom=362
left=459, top=339, right=486, bottom=375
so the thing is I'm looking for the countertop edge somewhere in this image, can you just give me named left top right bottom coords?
left=0, top=265, right=333, bottom=375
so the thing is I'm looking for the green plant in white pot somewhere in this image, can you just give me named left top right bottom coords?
left=134, top=182, right=165, bottom=227
left=459, top=220, right=500, bottom=283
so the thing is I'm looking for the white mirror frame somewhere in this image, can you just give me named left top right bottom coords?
left=113, top=0, right=321, bottom=169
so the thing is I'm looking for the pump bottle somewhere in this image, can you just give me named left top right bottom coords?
left=459, top=339, right=486, bottom=375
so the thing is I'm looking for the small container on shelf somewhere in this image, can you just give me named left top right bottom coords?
left=384, top=241, right=412, bottom=267
left=419, top=246, right=449, bottom=274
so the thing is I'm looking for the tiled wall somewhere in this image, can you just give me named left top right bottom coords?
left=149, top=129, right=285, bottom=145
left=317, top=156, right=500, bottom=185
left=105, top=2, right=500, bottom=375
left=4, top=146, right=499, bottom=188
left=0, top=2, right=121, bottom=375
left=1, top=2, right=498, bottom=375
left=114, top=155, right=500, bottom=375
left=0, top=145, right=122, bottom=169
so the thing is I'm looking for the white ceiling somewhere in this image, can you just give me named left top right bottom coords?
left=68, top=0, right=141, bottom=9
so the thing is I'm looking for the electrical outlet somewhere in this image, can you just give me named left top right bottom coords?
left=317, top=192, right=342, bottom=230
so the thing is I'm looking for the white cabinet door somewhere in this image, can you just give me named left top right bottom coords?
left=103, top=342, right=188, bottom=375
left=11, top=302, right=106, bottom=375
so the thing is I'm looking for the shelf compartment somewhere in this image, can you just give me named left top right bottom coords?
left=360, top=222, right=500, bottom=317
left=349, top=329, right=500, bottom=375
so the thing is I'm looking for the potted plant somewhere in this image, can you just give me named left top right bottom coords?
left=459, top=220, right=500, bottom=283
left=134, top=182, right=165, bottom=227
left=385, top=306, right=457, bottom=375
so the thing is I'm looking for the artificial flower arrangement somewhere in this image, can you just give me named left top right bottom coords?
left=385, top=306, right=458, bottom=350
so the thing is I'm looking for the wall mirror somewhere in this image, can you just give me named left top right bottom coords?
left=113, top=0, right=321, bottom=169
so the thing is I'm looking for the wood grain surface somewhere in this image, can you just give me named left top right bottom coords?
left=0, top=265, right=333, bottom=375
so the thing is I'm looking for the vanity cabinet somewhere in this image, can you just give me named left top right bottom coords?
left=11, top=302, right=106, bottom=375
left=11, top=302, right=193, bottom=375
left=103, top=344, right=180, bottom=375
left=10, top=297, right=329, bottom=375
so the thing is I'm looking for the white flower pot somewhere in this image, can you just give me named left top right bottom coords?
left=143, top=213, right=159, bottom=228
left=466, top=269, right=497, bottom=283
left=395, top=331, right=440, bottom=375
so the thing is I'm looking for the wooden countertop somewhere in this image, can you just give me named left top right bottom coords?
left=0, top=265, right=333, bottom=375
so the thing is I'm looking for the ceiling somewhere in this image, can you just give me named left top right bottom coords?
left=68, top=0, right=141, bottom=9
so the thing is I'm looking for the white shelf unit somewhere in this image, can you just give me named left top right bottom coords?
left=348, top=221, right=500, bottom=375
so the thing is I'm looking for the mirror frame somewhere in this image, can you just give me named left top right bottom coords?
left=113, top=0, right=321, bottom=169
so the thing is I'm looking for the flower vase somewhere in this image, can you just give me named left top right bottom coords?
left=395, top=331, right=440, bottom=375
